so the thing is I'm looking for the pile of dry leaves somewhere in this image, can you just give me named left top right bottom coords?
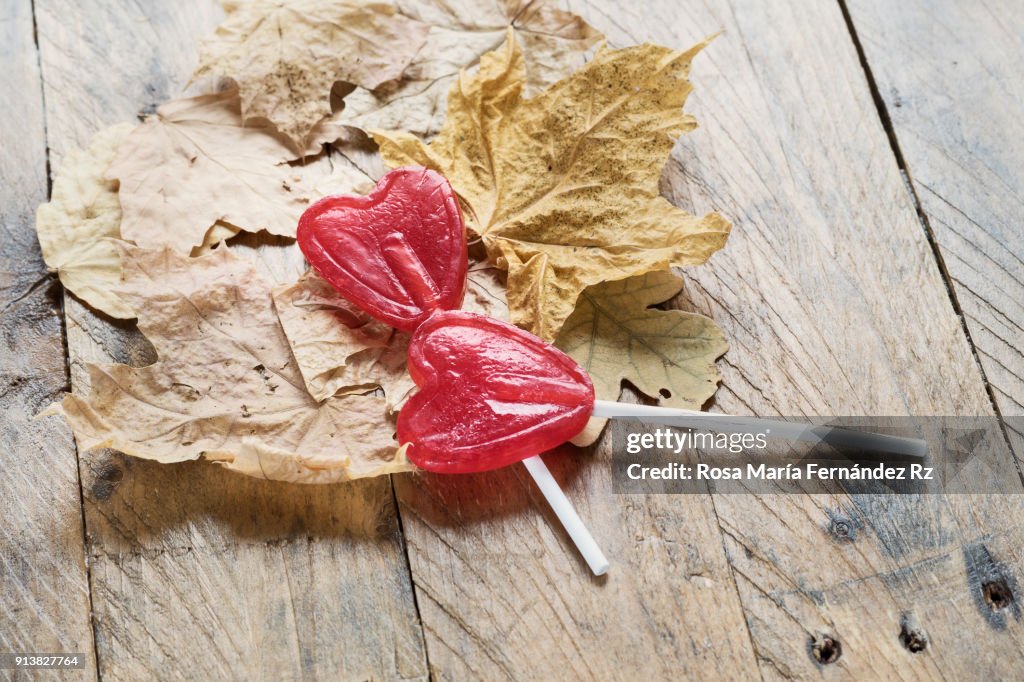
left=37, top=0, right=730, bottom=483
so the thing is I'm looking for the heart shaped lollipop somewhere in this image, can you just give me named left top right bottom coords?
left=398, top=310, right=595, bottom=473
left=297, top=166, right=467, bottom=332
left=300, top=169, right=607, bottom=573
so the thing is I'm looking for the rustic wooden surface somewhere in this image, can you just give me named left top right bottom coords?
left=2, top=0, right=1022, bottom=680
left=28, top=1, right=426, bottom=680
left=574, top=2, right=1024, bottom=680
left=0, top=1, right=97, bottom=678
left=844, top=0, right=1024, bottom=453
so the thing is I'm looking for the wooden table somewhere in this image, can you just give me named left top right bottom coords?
left=2, top=0, right=1022, bottom=679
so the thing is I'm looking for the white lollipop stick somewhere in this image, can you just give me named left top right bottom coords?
left=518, top=401, right=925, bottom=578
left=591, top=400, right=927, bottom=458
left=522, top=455, right=609, bottom=576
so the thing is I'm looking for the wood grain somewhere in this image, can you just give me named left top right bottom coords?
left=13, top=0, right=1023, bottom=678
left=394, top=453, right=759, bottom=680
left=33, top=1, right=426, bottom=678
left=598, top=0, right=1024, bottom=677
left=393, top=0, right=1024, bottom=678
left=0, top=1, right=97, bottom=676
left=844, top=0, right=1024, bottom=453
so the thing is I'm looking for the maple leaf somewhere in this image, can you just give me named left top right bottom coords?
left=108, top=90, right=326, bottom=254
left=194, top=0, right=431, bottom=152
left=556, top=271, right=727, bottom=407
left=374, top=32, right=731, bottom=340
left=272, top=270, right=402, bottom=404
left=45, top=245, right=410, bottom=483
left=36, top=123, right=135, bottom=319
left=314, top=0, right=600, bottom=143
left=190, top=223, right=242, bottom=258
left=274, top=261, right=507, bottom=408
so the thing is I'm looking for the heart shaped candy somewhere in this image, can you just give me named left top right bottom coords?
left=297, top=166, right=467, bottom=332
left=398, top=310, right=595, bottom=473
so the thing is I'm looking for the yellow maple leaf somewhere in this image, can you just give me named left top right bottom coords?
left=373, top=31, right=731, bottom=340
left=44, top=245, right=410, bottom=484
left=194, top=0, right=431, bottom=152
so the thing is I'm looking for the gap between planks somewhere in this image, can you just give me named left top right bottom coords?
left=835, top=0, right=1023, bottom=484
left=26, top=2, right=105, bottom=679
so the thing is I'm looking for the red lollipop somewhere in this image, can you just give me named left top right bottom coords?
left=297, top=166, right=467, bottom=332
left=398, top=310, right=595, bottom=473
left=297, top=168, right=608, bottom=574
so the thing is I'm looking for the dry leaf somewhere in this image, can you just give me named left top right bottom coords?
left=109, top=90, right=320, bottom=253
left=274, top=261, right=508, bottom=408
left=268, top=165, right=409, bottom=405
left=556, top=271, right=727, bottom=407
left=569, top=417, right=607, bottom=448
left=465, top=261, right=510, bottom=321
left=36, top=123, right=135, bottom=319
left=190, top=223, right=242, bottom=257
left=309, top=160, right=376, bottom=197
left=374, top=33, right=731, bottom=340
left=272, top=270, right=399, bottom=403
left=317, top=0, right=600, bottom=142
left=46, top=245, right=410, bottom=483
left=194, top=0, right=431, bottom=151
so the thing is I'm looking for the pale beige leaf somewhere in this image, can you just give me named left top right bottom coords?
left=36, top=123, right=135, bottom=318
left=274, top=260, right=508, bottom=409
left=374, top=34, right=731, bottom=340
left=568, top=417, right=607, bottom=448
left=194, top=0, right=431, bottom=151
left=46, top=245, right=410, bottom=483
left=206, top=440, right=411, bottom=484
left=465, top=260, right=509, bottom=321
left=272, top=271, right=398, bottom=403
left=309, top=161, right=376, bottom=197
left=190, top=223, right=242, bottom=257
left=339, top=337, right=416, bottom=412
left=313, top=0, right=600, bottom=144
left=556, top=270, right=727, bottom=408
left=108, top=90, right=320, bottom=253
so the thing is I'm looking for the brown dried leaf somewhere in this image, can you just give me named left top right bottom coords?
left=316, top=0, right=600, bottom=142
left=374, top=33, right=731, bottom=340
left=46, top=245, right=410, bottom=483
left=556, top=271, right=727, bottom=407
left=190, top=223, right=242, bottom=257
left=36, top=123, right=135, bottom=319
left=272, top=270, right=399, bottom=403
left=464, top=261, right=510, bottom=321
left=568, top=417, right=607, bottom=448
left=308, top=159, right=377, bottom=199
left=274, top=261, right=508, bottom=409
left=194, top=0, right=431, bottom=151
left=108, top=90, right=321, bottom=253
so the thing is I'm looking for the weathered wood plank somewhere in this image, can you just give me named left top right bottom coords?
left=34, top=1, right=427, bottom=678
left=0, top=1, right=97, bottom=677
left=844, top=0, right=1024, bottom=449
left=597, top=0, right=1024, bottom=677
left=394, top=451, right=759, bottom=680
left=396, top=0, right=1024, bottom=678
